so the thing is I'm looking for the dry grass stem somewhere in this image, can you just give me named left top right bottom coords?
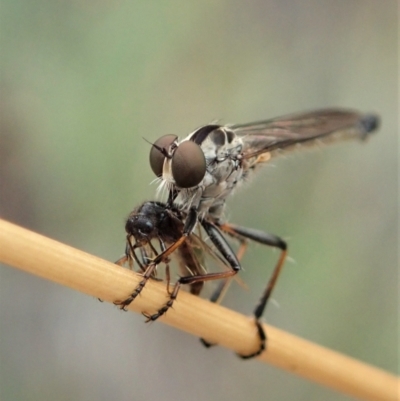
left=0, top=218, right=398, bottom=401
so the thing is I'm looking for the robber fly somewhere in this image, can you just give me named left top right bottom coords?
left=115, top=200, right=284, bottom=358
left=141, top=108, right=379, bottom=356
left=116, top=108, right=379, bottom=358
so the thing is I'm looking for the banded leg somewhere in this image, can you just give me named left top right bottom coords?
left=114, top=261, right=158, bottom=311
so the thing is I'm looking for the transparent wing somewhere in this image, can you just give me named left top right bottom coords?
left=230, top=108, right=379, bottom=159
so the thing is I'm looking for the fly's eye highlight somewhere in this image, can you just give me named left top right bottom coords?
left=149, top=135, right=177, bottom=177
left=172, top=141, right=206, bottom=188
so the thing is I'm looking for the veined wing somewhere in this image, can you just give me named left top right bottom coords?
left=230, top=108, right=379, bottom=159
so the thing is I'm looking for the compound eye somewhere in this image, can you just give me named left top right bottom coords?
left=149, top=134, right=177, bottom=177
left=171, top=141, right=206, bottom=188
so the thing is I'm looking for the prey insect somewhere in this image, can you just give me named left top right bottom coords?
left=115, top=201, right=286, bottom=359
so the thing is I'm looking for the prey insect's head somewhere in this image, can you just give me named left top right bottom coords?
left=125, top=212, right=154, bottom=246
left=149, top=134, right=206, bottom=189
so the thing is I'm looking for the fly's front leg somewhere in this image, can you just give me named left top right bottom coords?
left=219, top=222, right=287, bottom=359
left=143, top=214, right=241, bottom=322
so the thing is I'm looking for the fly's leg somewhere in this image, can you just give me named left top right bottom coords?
left=142, top=216, right=241, bottom=321
left=114, top=261, right=158, bottom=311
left=200, top=238, right=249, bottom=348
left=204, top=234, right=249, bottom=307
left=199, top=278, right=231, bottom=348
left=218, top=222, right=287, bottom=359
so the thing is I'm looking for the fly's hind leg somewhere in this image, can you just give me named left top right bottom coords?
left=199, top=239, right=248, bottom=348
left=199, top=222, right=270, bottom=358
left=199, top=278, right=231, bottom=348
left=218, top=222, right=287, bottom=359
left=202, top=231, right=249, bottom=315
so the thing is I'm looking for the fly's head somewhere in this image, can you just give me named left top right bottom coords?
left=149, top=125, right=243, bottom=195
left=149, top=134, right=207, bottom=192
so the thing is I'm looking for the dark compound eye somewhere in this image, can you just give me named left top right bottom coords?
left=149, top=134, right=178, bottom=177
left=171, top=141, right=206, bottom=188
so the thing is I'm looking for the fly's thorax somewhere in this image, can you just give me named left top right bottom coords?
left=200, top=128, right=243, bottom=183
left=200, top=128, right=243, bottom=164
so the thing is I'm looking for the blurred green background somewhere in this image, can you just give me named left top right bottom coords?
left=0, top=1, right=397, bottom=400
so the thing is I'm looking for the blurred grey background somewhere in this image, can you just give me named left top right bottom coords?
left=0, top=1, right=397, bottom=400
